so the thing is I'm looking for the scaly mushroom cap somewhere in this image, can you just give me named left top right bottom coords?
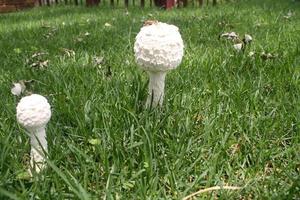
left=134, top=22, right=184, bottom=72
left=17, top=94, right=51, bottom=130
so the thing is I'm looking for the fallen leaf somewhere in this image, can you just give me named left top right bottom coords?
left=123, top=180, right=135, bottom=190
left=39, top=60, right=49, bottom=68
left=264, top=161, right=274, bottom=175
left=143, top=162, right=149, bottom=168
left=248, top=51, right=255, bottom=57
left=60, top=48, right=75, bottom=57
left=143, top=20, right=158, bottom=26
left=16, top=171, right=31, bottom=180
left=75, top=37, right=84, bottom=42
left=188, top=175, right=195, bottom=183
left=104, top=23, right=112, bottom=27
left=41, top=23, right=52, bottom=28
left=30, top=62, right=38, bottom=68
left=74, top=32, right=91, bottom=43
left=193, top=113, right=204, bottom=124
left=13, top=48, right=22, bottom=54
left=261, top=52, right=277, bottom=60
left=26, top=52, right=49, bottom=69
left=31, top=52, right=47, bottom=58
left=43, top=28, right=57, bottom=39
left=220, top=32, right=239, bottom=40
left=228, top=143, right=241, bottom=155
left=88, top=138, right=101, bottom=145
left=93, top=56, right=104, bottom=66
left=218, top=21, right=234, bottom=28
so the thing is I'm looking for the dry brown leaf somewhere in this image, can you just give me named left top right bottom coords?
left=228, top=143, right=241, bottom=155
left=220, top=32, right=239, bottom=40
left=26, top=52, right=49, bottom=69
left=104, top=22, right=112, bottom=27
left=183, top=186, right=241, bottom=200
left=261, top=52, right=277, bottom=60
left=143, top=20, right=158, bottom=26
left=60, top=48, right=75, bottom=57
left=93, top=56, right=104, bottom=66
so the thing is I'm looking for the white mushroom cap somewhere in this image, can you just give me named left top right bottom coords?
left=134, top=22, right=184, bottom=72
left=233, top=43, right=243, bottom=51
left=17, top=94, right=51, bottom=130
left=244, top=34, right=253, bottom=43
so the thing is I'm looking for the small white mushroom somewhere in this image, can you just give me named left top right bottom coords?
left=16, top=94, right=51, bottom=174
left=134, top=22, right=184, bottom=108
left=11, top=83, right=25, bottom=96
left=244, top=34, right=253, bottom=44
left=233, top=43, right=243, bottom=51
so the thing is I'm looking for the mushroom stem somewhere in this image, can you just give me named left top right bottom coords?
left=29, top=127, right=47, bottom=173
left=146, top=71, right=166, bottom=108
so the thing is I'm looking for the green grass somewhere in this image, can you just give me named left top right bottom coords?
left=1, top=0, right=300, bottom=199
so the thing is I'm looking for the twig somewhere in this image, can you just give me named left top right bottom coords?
left=183, top=186, right=241, bottom=200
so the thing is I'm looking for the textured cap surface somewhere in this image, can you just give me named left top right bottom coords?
left=134, top=22, right=184, bottom=72
left=17, top=94, right=51, bottom=130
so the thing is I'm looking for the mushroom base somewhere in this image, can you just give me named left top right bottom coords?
left=146, top=71, right=166, bottom=108
left=29, top=127, right=48, bottom=174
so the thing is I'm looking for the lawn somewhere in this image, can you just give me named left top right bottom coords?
left=0, top=0, right=300, bottom=199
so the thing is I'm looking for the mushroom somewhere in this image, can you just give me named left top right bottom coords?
left=233, top=43, right=244, bottom=52
left=243, top=34, right=253, bottom=44
left=16, top=94, right=51, bottom=173
left=11, top=82, right=25, bottom=96
left=134, top=21, right=184, bottom=108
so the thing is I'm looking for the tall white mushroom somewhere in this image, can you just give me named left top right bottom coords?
left=16, top=94, right=51, bottom=173
left=134, top=21, right=184, bottom=108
